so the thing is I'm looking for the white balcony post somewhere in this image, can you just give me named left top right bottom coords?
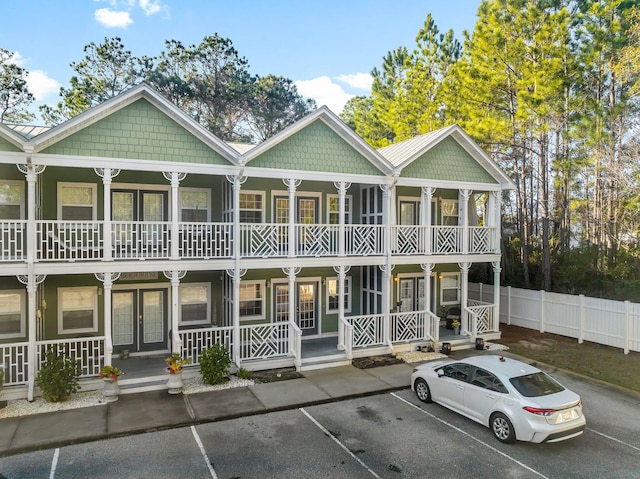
left=96, top=272, right=120, bottom=365
left=285, top=266, right=300, bottom=341
left=459, top=262, right=470, bottom=331
left=460, top=189, right=471, bottom=254
left=335, top=181, right=350, bottom=257
left=283, top=179, right=300, bottom=257
left=228, top=268, right=245, bottom=367
left=421, top=263, right=434, bottom=313
left=17, top=159, right=44, bottom=265
left=381, top=264, right=393, bottom=346
left=95, top=168, right=120, bottom=261
left=164, top=172, right=186, bottom=260
left=491, top=191, right=502, bottom=252
left=492, top=261, right=501, bottom=332
left=164, top=270, right=186, bottom=354
left=422, top=187, right=435, bottom=254
left=17, top=273, right=45, bottom=401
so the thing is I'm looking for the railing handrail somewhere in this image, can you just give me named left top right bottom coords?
left=338, top=317, right=353, bottom=360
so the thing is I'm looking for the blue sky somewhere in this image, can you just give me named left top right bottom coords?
left=1, top=1, right=481, bottom=121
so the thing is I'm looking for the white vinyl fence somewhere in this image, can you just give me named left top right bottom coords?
left=470, top=283, right=640, bottom=354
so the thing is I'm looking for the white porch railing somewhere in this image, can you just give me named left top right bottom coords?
left=0, top=341, right=29, bottom=386
left=238, top=322, right=291, bottom=360
left=433, top=226, right=462, bottom=254
left=35, top=337, right=105, bottom=377
left=345, top=224, right=384, bottom=256
left=469, top=227, right=497, bottom=253
left=390, top=310, right=440, bottom=343
left=13, top=220, right=499, bottom=263
left=338, top=317, right=354, bottom=360
left=240, top=223, right=289, bottom=257
left=295, top=224, right=339, bottom=256
left=112, top=221, right=170, bottom=259
left=178, top=222, right=233, bottom=259
left=37, top=221, right=103, bottom=261
left=289, top=322, right=303, bottom=369
left=464, top=299, right=495, bottom=340
left=179, top=326, right=234, bottom=365
left=0, top=220, right=26, bottom=261
left=345, top=313, right=385, bottom=347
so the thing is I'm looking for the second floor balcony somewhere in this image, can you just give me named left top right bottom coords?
left=1, top=219, right=499, bottom=263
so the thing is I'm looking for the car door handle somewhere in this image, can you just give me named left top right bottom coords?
left=457, top=385, right=464, bottom=390
left=486, top=394, right=496, bottom=399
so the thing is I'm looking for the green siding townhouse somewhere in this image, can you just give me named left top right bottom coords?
left=0, top=84, right=514, bottom=400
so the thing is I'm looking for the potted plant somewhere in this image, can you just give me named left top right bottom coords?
left=452, top=319, right=461, bottom=335
left=99, top=365, right=123, bottom=402
left=165, top=353, right=191, bottom=394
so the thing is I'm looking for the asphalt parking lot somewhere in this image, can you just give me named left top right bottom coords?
left=1, top=368, right=639, bottom=479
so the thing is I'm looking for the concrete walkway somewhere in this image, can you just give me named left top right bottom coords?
left=0, top=363, right=415, bottom=457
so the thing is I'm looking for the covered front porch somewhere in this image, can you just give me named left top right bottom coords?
left=0, top=301, right=499, bottom=399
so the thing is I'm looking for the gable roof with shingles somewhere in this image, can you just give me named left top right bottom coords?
left=379, top=124, right=514, bottom=188
left=240, top=106, right=393, bottom=177
left=30, top=83, right=239, bottom=164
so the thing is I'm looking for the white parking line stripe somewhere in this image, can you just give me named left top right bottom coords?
left=391, top=393, right=550, bottom=479
left=300, top=408, right=382, bottom=479
left=191, top=425, right=218, bottom=479
left=49, top=448, right=59, bottom=479
left=587, top=428, right=640, bottom=452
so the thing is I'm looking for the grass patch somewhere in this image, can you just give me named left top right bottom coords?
left=497, top=325, right=640, bottom=393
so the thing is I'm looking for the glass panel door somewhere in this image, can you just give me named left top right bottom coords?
left=297, top=282, right=317, bottom=335
left=399, top=278, right=414, bottom=312
left=112, top=289, right=167, bottom=353
left=399, top=200, right=419, bottom=225
left=274, top=284, right=289, bottom=322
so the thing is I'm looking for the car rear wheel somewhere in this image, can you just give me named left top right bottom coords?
left=491, top=412, right=516, bottom=443
left=414, top=378, right=432, bottom=403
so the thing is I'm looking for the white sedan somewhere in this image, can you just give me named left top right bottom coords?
left=411, top=355, right=586, bottom=443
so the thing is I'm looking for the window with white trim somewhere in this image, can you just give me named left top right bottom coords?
left=440, top=273, right=460, bottom=305
left=239, top=280, right=265, bottom=320
left=239, top=191, right=264, bottom=223
left=441, top=199, right=459, bottom=226
left=326, top=277, right=352, bottom=314
left=327, top=194, right=352, bottom=224
left=0, top=180, right=25, bottom=219
left=0, top=289, right=25, bottom=338
left=179, top=283, right=210, bottom=325
left=180, top=188, right=210, bottom=222
left=58, top=287, right=98, bottom=334
left=58, top=183, right=97, bottom=220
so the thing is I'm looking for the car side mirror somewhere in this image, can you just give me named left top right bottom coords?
left=437, top=369, right=444, bottom=377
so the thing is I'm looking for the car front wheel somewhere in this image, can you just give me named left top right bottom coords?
left=491, top=412, right=516, bottom=443
left=414, top=378, right=432, bottom=403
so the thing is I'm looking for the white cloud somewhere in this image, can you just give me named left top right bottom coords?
left=295, top=76, right=354, bottom=115
left=139, top=0, right=161, bottom=15
left=335, top=73, right=373, bottom=91
left=95, top=8, right=133, bottom=28
left=27, top=71, right=61, bottom=101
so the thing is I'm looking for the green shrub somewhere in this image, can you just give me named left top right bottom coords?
left=0, top=363, right=5, bottom=395
left=199, top=343, right=231, bottom=385
left=36, top=347, right=81, bottom=402
left=236, top=367, right=253, bottom=380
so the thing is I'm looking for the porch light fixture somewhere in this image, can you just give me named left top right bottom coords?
left=266, top=280, right=271, bottom=288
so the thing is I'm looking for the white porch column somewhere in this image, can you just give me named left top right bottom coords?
left=380, top=264, right=393, bottom=347
left=17, top=160, right=45, bottom=402
left=17, top=273, right=45, bottom=401
left=283, top=179, right=300, bottom=258
left=285, top=266, right=300, bottom=327
left=334, top=181, right=351, bottom=256
left=421, top=187, right=435, bottom=254
left=163, top=172, right=187, bottom=260
left=227, top=268, right=246, bottom=367
left=334, top=265, right=350, bottom=346
left=95, top=168, right=120, bottom=261
left=164, top=270, right=187, bottom=354
left=459, top=262, right=471, bottom=331
left=492, top=261, right=501, bottom=331
left=421, top=263, right=434, bottom=313
left=491, top=191, right=502, bottom=253
left=95, top=272, right=120, bottom=366
left=459, top=189, right=471, bottom=254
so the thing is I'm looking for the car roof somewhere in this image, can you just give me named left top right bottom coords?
left=456, top=355, right=541, bottom=378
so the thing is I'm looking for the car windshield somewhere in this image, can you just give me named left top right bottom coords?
left=509, top=372, right=565, bottom=397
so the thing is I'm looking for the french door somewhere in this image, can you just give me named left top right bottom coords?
left=398, top=277, right=425, bottom=312
left=273, top=281, right=319, bottom=336
left=112, top=288, right=168, bottom=353
left=274, top=196, right=319, bottom=252
left=112, top=189, right=168, bottom=256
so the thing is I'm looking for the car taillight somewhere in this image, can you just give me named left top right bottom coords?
left=523, top=406, right=556, bottom=416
